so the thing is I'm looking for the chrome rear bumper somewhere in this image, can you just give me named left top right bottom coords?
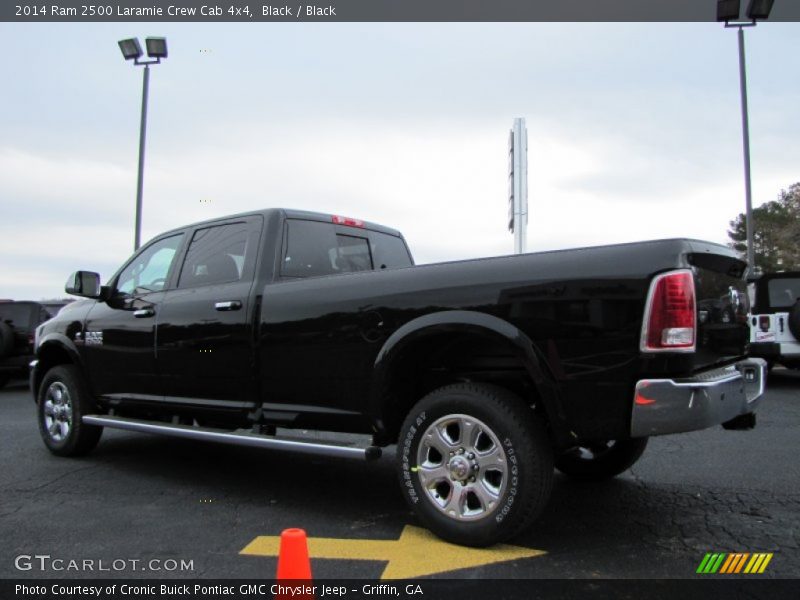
left=630, top=358, right=766, bottom=437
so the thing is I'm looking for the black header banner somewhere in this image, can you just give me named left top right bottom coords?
left=4, top=0, right=800, bottom=23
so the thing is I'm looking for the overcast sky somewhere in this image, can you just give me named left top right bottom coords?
left=1, top=21, right=799, bottom=300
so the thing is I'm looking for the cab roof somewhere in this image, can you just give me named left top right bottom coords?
left=156, top=208, right=403, bottom=239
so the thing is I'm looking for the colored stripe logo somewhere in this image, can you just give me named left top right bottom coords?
left=697, top=552, right=773, bottom=574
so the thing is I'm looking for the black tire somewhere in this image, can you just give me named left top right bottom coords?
left=0, top=374, right=9, bottom=389
left=37, top=365, right=102, bottom=456
left=555, top=438, right=648, bottom=481
left=397, top=383, right=553, bottom=547
left=0, top=322, right=14, bottom=358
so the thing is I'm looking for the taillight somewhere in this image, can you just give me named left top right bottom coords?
left=641, top=269, right=696, bottom=352
left=758, top=315, right=771, bottom=332
left=332, top=215, right=365, bottom=228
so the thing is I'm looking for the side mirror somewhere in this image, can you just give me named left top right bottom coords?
left=65, top=271, right=102, bottom=298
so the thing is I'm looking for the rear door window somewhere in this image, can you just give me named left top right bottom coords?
left=282, top=219, right=374, bottom=278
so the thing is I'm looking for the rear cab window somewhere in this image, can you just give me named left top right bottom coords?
left=281, top=218, right=412, bottom=279
left=753, top=272, right=800, bottom=314
left=767, top=277, right=800, bottom=310
left=369, top=230, right=413, bottom=270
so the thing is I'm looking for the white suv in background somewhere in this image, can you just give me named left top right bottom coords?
left=749, top=271, right=800, bottom=370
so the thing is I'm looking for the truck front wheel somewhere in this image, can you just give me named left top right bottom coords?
left=397, top=383, right=553, bottom=547
left=554, top=438, right=648, bottom=481
left=37, top=365, right=103, bottom=457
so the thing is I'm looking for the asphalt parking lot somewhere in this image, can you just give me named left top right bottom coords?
left=1, top=370, right=799, bottom=580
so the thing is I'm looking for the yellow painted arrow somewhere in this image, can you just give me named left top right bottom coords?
left=240, top=525, right=546, bottom=579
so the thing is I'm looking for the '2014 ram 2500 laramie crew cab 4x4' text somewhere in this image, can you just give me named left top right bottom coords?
left=31, top=209, right=766, bottom=546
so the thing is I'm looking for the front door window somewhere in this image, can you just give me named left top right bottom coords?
left=116, top=235, right=184, bottom=295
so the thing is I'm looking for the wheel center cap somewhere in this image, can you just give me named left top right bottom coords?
left=448, top=456, right=470, bottom=481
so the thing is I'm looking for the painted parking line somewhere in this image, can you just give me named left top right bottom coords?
left=240, top=525, right=546, bottom=579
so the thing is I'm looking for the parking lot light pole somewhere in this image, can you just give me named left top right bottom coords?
left=736, top=25, right=755, bottom=270
left=118, top=37, right=168, bottom=251
left=717, top=1, right=774, bottom=272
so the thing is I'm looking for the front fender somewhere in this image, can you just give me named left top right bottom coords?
left=31, top=333, right=87, bottom=400
left=38, top=332, right=83, bottom=363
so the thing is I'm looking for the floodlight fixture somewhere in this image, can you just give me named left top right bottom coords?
left=746, top=0, right=774, bottom=20
left=146, top=37, right=168, bottom=59
left=717, top=0, right=741, bottom=21
left=118, top=38, right=143, bottom=61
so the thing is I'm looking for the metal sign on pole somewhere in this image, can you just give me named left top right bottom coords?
left=508, top=118, right=528, bottom=255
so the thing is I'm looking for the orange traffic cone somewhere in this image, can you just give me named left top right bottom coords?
left=276, top=528, right=313, bottom=580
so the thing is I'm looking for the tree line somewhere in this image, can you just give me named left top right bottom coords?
left=728, top=182, right=800, bottom=272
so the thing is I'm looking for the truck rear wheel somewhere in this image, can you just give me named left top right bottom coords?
left=554, top=438, right=648, bottom=481
left=397, top=383, right=553, bottom=547
left=37, top=365, right=103, bottom=457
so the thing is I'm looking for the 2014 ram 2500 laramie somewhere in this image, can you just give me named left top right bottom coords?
left=32, top=208, right=766, bottom=546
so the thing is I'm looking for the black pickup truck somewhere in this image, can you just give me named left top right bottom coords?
left=32, top=208, right=766, bottom=546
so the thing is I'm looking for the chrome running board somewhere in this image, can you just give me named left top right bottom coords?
left=82, top=415, right=382, bottom=461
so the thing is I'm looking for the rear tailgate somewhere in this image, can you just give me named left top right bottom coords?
left=688, top=242, right=750, bottom=371
left=630, top=243, right=765, bottom=438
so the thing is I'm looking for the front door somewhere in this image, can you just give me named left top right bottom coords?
left=82, top=233, right=185, bottom=400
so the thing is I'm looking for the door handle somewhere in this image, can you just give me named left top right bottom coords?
left=215, top=300, right=242, bottom=311
left=133, top=308, right=155, bottom=318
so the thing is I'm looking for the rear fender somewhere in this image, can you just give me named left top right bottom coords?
left=370, top=310, right=572, bottom=446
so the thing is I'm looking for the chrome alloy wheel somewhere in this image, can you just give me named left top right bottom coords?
left=415, top=414, right=508, bottom=522
left=42, top=382, right=73, bottom=443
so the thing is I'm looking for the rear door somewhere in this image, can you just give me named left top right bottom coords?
left=155, top=216, right=262, bottom=411
left=261, top=218, right=395, bottom=416
left=751, top=272, right=800, bottom=345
